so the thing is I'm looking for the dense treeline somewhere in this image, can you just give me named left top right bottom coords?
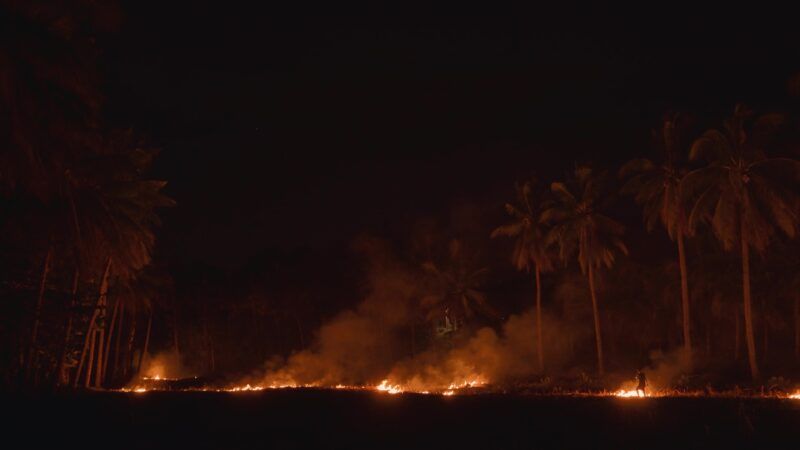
left=2, top=2, right=800, bottom=390
left=0, top=2, right=172, bottom=388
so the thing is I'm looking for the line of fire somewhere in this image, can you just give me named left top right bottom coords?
left=3, top=3, right=800, bottom=449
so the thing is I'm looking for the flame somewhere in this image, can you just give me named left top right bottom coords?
left=119, top=374, right=487, bottom=396
left=375, top=379, right=403, bottom=394
left=789, top=391, right=800, bottom=399
left=614, top=389, right=648, bottom=398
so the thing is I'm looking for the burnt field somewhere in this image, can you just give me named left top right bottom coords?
left=6, top=390, right=800, bottom=449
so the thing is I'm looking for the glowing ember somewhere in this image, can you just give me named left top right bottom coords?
left=229, top=384, right=265, bottom=392
left=789, top=392, right=800, bottom=399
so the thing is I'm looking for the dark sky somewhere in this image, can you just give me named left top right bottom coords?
left=101, top=6, right=800, bottom=268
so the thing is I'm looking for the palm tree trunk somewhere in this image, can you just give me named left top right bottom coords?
left=56, top=268, right=79, bottom=387
left=84, top=330, right=96, bottom=388
left=740, top=225, right=760, bottom=380
left=137, top=311, right=152, bottom=374
left=92, top=258, right=113, bottom=388
left=74, top=306, right=99, bottom=388
left=102, top=298, right=119, bottom=383
left=27, top=247, right=52, bottom=380
left=94, top=328, right=104, bottom=388
left=111, top=303, right=124, bottom=381
left=124, top=313, right=136, bottom=379
left=677, top=233, right=692, bottom=354
left=74, top=258, right=111, bottom=388
left=587, top=265, right=604, bottom=377
left=534, top=264, right=544, bottom=373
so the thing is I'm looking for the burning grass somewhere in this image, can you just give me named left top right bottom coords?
left=117, top=376, right=800, bottom=401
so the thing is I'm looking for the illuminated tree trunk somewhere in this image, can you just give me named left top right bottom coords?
left=84, top=330, right=96, bottom=388
left=587, top=265, right=604, bottom=377
left=93, top=258, right=112, bottom=388
left=111, top=303, right=124, bottom=382
left=56, top=268, right=79, bottom=387
left=124, top=313, right=136, bottom=378
left=137, top=311, right=152, bottom=374
left=27, top=247, right=52, bottom=380
left=95, top=328, right=104, bottom=388
left=75, top=258, right=111, bottom=387
left=740, top=223, right=759, bottom=380
left=75, top=308, right=98, bottom=388
left=534, top=264, right=544, bottom=373
left=677, top=233, right=691, bottom=354
left=102, top=298, right=119, bottom=383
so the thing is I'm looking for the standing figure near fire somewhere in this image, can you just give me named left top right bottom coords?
left=635, top=370, right=647, bottom=397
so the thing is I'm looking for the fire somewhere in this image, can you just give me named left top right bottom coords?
left=614, top=389, right=648, bottom=398
left=119, top=374, right=487, bottom=396
left=789, top=392, right=800, bottom=399
left=375, top=379, right=403, bottom=394
left=229, top=384, right=265, bottom=392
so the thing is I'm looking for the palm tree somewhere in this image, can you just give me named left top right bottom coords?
left=683, top=104, right=800, bottom=380
left=421, top=239, right=493, bottom=334
left=542, top=166, right=628, bottom=376
left=620, top=114, right=694, bottom=355
left=69, top=141, right=173, bottom=387
left=492, top=179, right=553, bottom=373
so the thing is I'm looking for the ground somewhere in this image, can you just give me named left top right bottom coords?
left=6, top=389, right=800, bottom=449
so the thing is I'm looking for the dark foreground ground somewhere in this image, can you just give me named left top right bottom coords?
left=5, top=389, right=800, bottom=449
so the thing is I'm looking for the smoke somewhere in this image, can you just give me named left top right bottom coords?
left=615, top=348, right=692, bottom=392
left=247, top=236, right=582, bottom=390
left=642, top=348, right=692, bottom=388
left=139, top=350, right=189, bottom=379
left=257, top=238, right=420, bottom=386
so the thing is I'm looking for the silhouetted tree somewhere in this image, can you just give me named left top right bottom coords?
left=492, top=179, right=553, bottom=373
left=684, top=104, right=800, bottom=380
left=621, top=114, right=694, bottom=355
left=543, top=166, right=628, bottom=376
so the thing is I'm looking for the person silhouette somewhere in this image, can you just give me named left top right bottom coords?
left=635, top=370, right=647, bottom=397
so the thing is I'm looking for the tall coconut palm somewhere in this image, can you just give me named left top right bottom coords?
left=620, top=114, right=694, bottom=355
left=421, top=239, right=493, bottom=332
left=683, top=104, right=800, bottom=380
left=542, top=166, right=628, bottom=376
left=69, top=141, right=173, bottom=387
left=492, top=179, right=553, bottom=373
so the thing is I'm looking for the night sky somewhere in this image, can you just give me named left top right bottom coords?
left=100, top=6, right=800, bottom=269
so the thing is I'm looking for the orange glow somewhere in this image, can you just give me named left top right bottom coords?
left=614, top=389, right=648, bottom=398
left=119, top=374, right=488, bottom=396
left=375, top=379, right=403, bottom=394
